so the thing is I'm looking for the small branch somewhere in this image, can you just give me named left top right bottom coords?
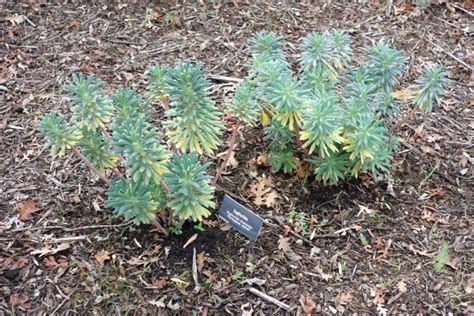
left=428, top=40, right=473, bottom=71
left=150, top=218, right=169, bottom=237
left=211, top=120, right=242, bottom=186
left=248, top=287, right=290, bottom=311
left=72, top=147, right=109, bottom=183
left=104, top=38, right=162, bottom=46
left=192, top=248, right=201, bottom=292
left=101, top=126, right=112, bottom=142
left=207, top=74, right=243, bottom=83
left=161, top=95, right=170, bottom=112
left=7, top=221, right=133, bottom=233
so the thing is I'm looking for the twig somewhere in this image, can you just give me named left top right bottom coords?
left=8, top=221, right=134, bottom=233
left=104, top=38, right=162, bottom=46
left=150, top=218, right=169, bottom=237
left=207, top=74, right=243, bottom=83
left=385, top=0, right=393, bottom=17
left=248, top=287, right=290, bottom=311
left=294, top=121, right=302, bottom=148
left=428, top=40, right=473, bottom=71
left=192, top=247, right=200, bottom=292
left=212, top=120, right=242, bottom=186
left=265, top=215, right=339, bottom=242
left=72, top=147, right=109, bottom=183
left=451, top=3, right=474, bottom=17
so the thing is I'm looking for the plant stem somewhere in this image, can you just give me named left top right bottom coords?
left=150, top=218, right=169, bottom=236
left=71, top=147, right=109, bottom=183
left=101, top=126, right=112, bottom=142
left=162, top=95, right=169, bottom=111
left=294, top=121, right=302, bottom=148
left=390, top=106, right=418, bottom=132
left=211, top=120, right=241, bottom=186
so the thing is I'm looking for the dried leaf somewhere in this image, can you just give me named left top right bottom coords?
left=127, top=256, right=159, bottom=266
left=335, top=292, right=353, bottom=306
left=6, top=14, right=26, bottom=25
left=196, top=252, right=206, bottom=272
left=9, top=293, right=31, bottom=309
left=94, top=250, right=111, bottom=266
left=17, top=198, right=41, bottom=221
left=314, top=264, right=332, bottom=281
left=249, top=176, right=279, bottom=207
left=153, top=276, right=169, bottom=289
left=300, top=295, right=316, bottom=315
left=372, top=289, right=386, bottom=304
left=278, top=237, right=302, bottom=261
left=392, top=89, right=413, bottom=101
left=183, top=233, right=198, bottom=249
left=397, top=280, right=407, bottom=293
left=31, top=243, right=70, bottom=257
left=374, top=237, right=385, bottom=250
left=149, top=299, right=165, bottom=308
left=241, top=278, right=266, bottom=286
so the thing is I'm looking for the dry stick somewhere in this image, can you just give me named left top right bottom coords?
left=248, top=287, right=290, bottom=311
left=211, top=120, right=242, bottom=186
left=428, top=40, right=473, bottom=71
left=207, top=74, right=243, bottom=83
left=72, top=147, right=109, bottom=183
left=151, top=218, right=169, bottom=237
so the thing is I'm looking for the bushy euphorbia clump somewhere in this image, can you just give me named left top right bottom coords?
left=38, top=62, right=258, bottom=233
left=247, top=31, right=449, bottom=184
left=38, top=30, right=449, bottom=232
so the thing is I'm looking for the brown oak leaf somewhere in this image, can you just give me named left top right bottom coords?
left=17, top=198, right=41, bottom=221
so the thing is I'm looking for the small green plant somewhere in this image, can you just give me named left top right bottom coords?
left=433, top=241, right=450, bottom=273
left=247, top=31, right=449, bottom=184
left=288, top=209, right=309, bottom=235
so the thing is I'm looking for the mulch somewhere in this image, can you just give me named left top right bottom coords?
left=1, top=1, right=473, bottom=314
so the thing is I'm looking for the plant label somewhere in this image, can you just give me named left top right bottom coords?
left=218, top=195, right=263, bottom=241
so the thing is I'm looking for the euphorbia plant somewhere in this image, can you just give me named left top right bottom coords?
left=247, top=31, right=449, bottom=184
left=38, top=62, right=256, bottom=234
left=37, top=30, right=450, bottom=233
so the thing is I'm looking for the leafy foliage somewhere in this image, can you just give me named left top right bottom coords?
left=37, top=113, right=82, bottom=156
left=107, top=178, right=166, bottom=224
left=413, top=64, right=450, bottom=112
left=38, top=61, right=226, bottom=230
left=112, top=117, right=169, bottom=184
left=80, top=129, right=118, bottom=174
left=65, top=74, right=113, bottom=131
left=164, top=153, right=215, bottom=222
left=228, top=80, right=260, bottom=126
left=248, top=31, right=449, bottom=185
left=164, top=62, right=223, bottom=154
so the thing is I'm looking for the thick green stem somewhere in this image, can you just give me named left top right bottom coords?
left=211, top=120, right=241, bottom=186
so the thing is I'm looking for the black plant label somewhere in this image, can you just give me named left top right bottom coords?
left=218, top=195, right=263, bottom=241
